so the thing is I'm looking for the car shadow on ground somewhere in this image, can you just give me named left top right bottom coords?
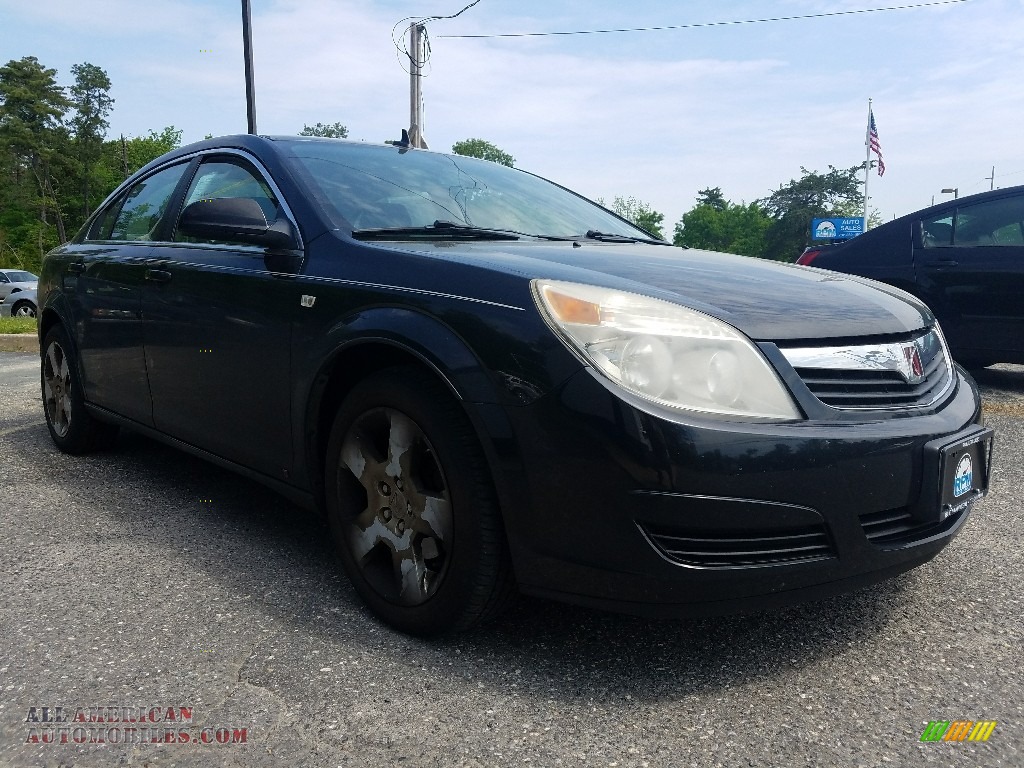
left=970, top=362, right=1024, bottom=391
left=17, top=419, right=916, bottom=704
left=970, top=363, right=1024, bottom=417
left=450, top=575, right=913, bottom=701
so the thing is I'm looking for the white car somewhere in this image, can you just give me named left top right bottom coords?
left=0, top=269, right=38, bottom=304
left=0, top=287, right=37, bottom=318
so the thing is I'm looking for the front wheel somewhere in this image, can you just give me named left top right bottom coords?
left=324, top=366, right=514, bottom=635
left=13, top=301, right=36, bottom=318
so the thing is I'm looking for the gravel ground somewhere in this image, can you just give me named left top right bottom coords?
left=0, top=352, right=1021, bottom=767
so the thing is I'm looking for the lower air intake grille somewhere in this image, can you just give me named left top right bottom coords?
left=641, top=524, right=835, bottom=568
left=860, top=506, right=965, bottom=546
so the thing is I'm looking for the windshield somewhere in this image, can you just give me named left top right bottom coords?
left=3, top=271, right=37, bottom=283
left=281, top=140, right=654, bottom=240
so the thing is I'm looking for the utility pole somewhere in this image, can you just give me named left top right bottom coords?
left=120, top=134, right=129, bottom=180
left=408, top=23, right=428, bottom=148
left=241, top=0, right=258, bottom=134
left=985, top=165, right=995, bottom=190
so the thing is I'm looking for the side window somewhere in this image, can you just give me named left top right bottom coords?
left=921, top=214, right=953, bottom=248
left=0, top=273, right=9, bottom=284
left=86, top=195, right=124, bottom=241
left=174, top=159, right=281, bottom=244
left=954, top=196, right=1024, bottom=247
left=108, top=163, right=190, bottom=241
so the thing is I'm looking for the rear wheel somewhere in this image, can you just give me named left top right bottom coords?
left=41, top=325, right=119, bottom=453
left=324, top=366, right=514, bottom=635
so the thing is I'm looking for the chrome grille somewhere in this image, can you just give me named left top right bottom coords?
left=780, top=329, right=952, bottom=409
left=641, top=523, right=834, bottom=568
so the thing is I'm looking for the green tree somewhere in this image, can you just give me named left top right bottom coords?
left=694, top=186, right=727, bottom=211
left=0, top=59, right=183, bottom=272
left=69, top=62, right=114, bottom=218
left=0, top=56, right=72, bottom=260
left=673, top=197, right=770, bottom=256
left=758, top=165, right=863, bottom=261
left=299, top=121, right=348, bottom=138
left=601, top=195, right=665, bottom=239
left=95, top=126, right=183, bottom=191
left=451, top=138, right=515, bottom=167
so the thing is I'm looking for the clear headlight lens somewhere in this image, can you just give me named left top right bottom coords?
left=533, top=280, right=802, bottom=420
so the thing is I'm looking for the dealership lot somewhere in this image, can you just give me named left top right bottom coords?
left=0, top=350, right=1021, bottom=767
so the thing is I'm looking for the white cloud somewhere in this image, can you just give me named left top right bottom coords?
left=2, top=0, right=1021, bottom=226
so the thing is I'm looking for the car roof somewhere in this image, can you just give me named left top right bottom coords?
left=890, top=183, right=1024, bottom=226
left=823, top=183, right=1024, bottom=252
left=133, top=134, right=402, bottom=173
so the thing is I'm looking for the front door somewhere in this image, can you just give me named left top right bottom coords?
left=142, top=155, right=299, bottom=481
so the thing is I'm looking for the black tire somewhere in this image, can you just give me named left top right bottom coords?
left=12, top=301, right=36, bottom=318
left=324, top=366, right=515, bottom=635
left=41, top=325, right=119, bottom=453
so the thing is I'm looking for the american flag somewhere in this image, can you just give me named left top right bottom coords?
left=868, top=107, right=885, bottom=177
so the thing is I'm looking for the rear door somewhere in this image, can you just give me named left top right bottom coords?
left=915, top=192, right=1024, bottom=359
left=141, top=152, right=300, bottom=481
left=62, top=160, right=193, bottom=425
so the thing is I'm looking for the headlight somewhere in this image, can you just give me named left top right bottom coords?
left=532, top=279, right=802, bottom=420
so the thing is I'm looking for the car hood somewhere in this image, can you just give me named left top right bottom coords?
left=392, top=240, right=932, bottom=342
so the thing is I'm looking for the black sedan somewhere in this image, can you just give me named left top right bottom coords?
left=38, top=135, right=993, bottom=635
left=798, top=185, right=1024, bottom=367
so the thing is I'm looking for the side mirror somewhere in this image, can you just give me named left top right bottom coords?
left=177, top=197, right=299, bottom=251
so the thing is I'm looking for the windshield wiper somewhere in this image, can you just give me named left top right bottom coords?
left=583, top=229, right=669, bottom=245
left=353, top=220, right=522, bottom=241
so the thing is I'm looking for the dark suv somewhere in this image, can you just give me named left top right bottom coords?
left=798, top=186, right=1024, bottom=367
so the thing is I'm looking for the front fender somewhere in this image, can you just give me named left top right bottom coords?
left=294, top=306, right=545, bottom=566
left=295, top=304, right=521, bottom=499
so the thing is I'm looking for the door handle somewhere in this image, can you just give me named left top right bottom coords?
left=145, top=269, right=172, bottom=283
left=925, top=259, right=958, bottom=269
left=67, top=262, right=85, bottom=274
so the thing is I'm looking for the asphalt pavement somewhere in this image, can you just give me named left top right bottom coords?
left=0, top=350, right=1021, bottom=767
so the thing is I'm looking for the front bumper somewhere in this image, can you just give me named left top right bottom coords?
left=498, top=366, right=990, bottom=617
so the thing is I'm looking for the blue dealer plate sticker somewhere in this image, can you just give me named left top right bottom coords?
left=938, top=434, right=992, bottom=520
left=953, top=454, right=973, bottom=498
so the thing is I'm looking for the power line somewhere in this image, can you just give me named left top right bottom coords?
left=437, top=0, right=975, bottom=39
left=392, top=0, right=485, bottom=74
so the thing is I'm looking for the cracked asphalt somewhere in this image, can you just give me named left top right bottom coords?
left=0, top=350, right=1021, bottom=767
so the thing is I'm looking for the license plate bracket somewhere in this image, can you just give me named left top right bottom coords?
left=919, top=426, right=994, bottom=523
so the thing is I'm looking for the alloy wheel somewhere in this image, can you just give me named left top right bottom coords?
left=42, top=340, right=73, bottom=438
left=336, top=407, right=454, bottom=606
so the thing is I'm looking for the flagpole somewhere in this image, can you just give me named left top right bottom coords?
left=863, top=98, right=871, bottom=231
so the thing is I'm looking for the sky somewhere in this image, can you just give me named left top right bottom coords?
left=2, top=0, right=1023, bottom=230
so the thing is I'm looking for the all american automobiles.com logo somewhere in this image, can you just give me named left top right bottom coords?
left=23, top=705, right=248, bottom=746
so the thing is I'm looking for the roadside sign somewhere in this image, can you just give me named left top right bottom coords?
left=811, top=217, right=864, bottom=240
